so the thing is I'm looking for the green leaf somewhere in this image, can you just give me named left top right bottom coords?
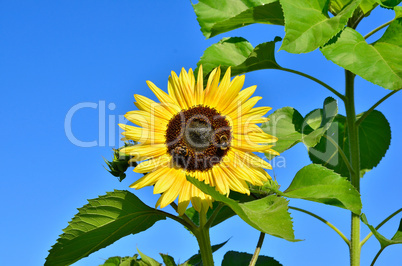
left=329, top=0, right=377, bottom=16
left=45, top=190, right=166, bottom=266
left=137, top=249, right=161, bottom=266
left=260, top=107, right=304, bottom=158
left=301, top=97, right=338, bottom=147
left=181, top=240, right=229, bottom=266
left=159, top=254, right=177, bottom=266
left=196, top=37, right=282, bottom=80
left=99, top=255, right=148, bottom=266
left=186, top=176, right=298, bottom=241
left=261, top=97, right=338, bottom=159
left=274, top=164, right=362, bottom=214
left=185, top=192, right=254, bottom=228
left=321, top=21, right=402, bottom=90
left=222, top=251, right=282, bottom=266
left=375, top=0, right=402, bottom=8
left=309, top=110, right=391, bottom=178
left=361, top=214, right=402, bottom=249
left=193, top=0, right=284, bottom=39
left=279, top=0, right=361, bottom=53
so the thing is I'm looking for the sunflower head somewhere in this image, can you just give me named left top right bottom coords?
left=119, top=66, right=278, bottom=215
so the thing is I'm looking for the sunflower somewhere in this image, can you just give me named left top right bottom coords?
left=119, top=66, right=278, bottom=215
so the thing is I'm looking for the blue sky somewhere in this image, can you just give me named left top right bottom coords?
left=1, top=1, right=401, bottom=265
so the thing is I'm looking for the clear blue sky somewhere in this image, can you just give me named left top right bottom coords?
left=1, top=1, right=401, bottom=265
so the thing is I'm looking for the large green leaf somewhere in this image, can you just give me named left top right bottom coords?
left=361, top=214, right=402, bottom=249
left=279, top=0, right=361, bottom=53
left=261, top=97, right=338, bottom=159
left=309, top=110, right=391, bottom=178
left=186, top=176, right=298, bottom=241
left=321, top=17, right=402, bottom=90
left=222, top=251, right=282, bottom=266
left=196, top=37, right=282, bottom=79
left=193, top=0, right=284, bottom=39
left=267, top=164, right=362, bottom=214
left=45, top=190, right=166, bottom=266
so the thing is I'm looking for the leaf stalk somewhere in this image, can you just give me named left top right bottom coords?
left=289, top=206, right=350, bottom=246
left=279, top=67, right=345, bottom=101
left=249, top=233, right=265, bottom=266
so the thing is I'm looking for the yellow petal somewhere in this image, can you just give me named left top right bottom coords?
left=130, top=167, right=170, bottom=189
left=195, top=65, right=204, bottom=105
left=124, top=111, right=167, bottom=132
left=134, top=154, right=171, bottom=173
left=223, top=85, right=256, bottom=114
left=120, top=144, right=166, bottom=161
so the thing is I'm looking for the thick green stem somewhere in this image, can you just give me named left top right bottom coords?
left=344, top=70, right=361, bottom=266
left=194, top=207, right=214, bottom=266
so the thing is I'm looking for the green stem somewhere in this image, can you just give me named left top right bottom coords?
left=194, top=206, right=214, bottom=266
left=205, top=203, right=224, bottom=229
left=364, top=20, right=393, bottom=39
left=344, top=69, right=361, bottom=266
left=249, top=233, right=265, bottom=266
left=170, top=202, right=197, bottom=229
left=289, top=206, right=350, bottom=246
left=370, top=248, right=385, bottom=266
left=279, top=67, right=345, bottom=101
left=356, top=88, right=401, bottom=126
left=156, top=209, right=196, bottom=231
left=361, top=208, right=402, bottom=247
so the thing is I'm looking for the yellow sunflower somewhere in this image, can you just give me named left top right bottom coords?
left=119, top=66, right=278, bottom=215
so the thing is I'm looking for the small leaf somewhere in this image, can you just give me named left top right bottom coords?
left=222, top=251, right=282, bottom=266
left=375, top=0, right=402, bottom=9
left=196, top=37, right=282, bottom=79
left=137, top=249, right=161, bottom=266
left=160, top=254, right=177, bottom=266
left=302, top=97, right=338, bottom=147
left=275, top=164, right=362, bottom=214
left=329, top=0, right=377, bottom=15
left=279, top=0, right=361, bottom=53
left=182, top=240, right=229, bottom=266
left=261, top=97, right=338, bottom=159
left=309, top=110, right=391, bottom=178
left=361, top=214, right=402, bottom=249
left=99, top=255, right=147, bottom=266
left=45, top=190, right=166, bottom=266
left=187, top=176, right=298, bottom=242
left=321, top=19, right=402, bottom=90
left=193, top=0, right=284, bottom=38
left=260, top=107, right=304, bottom=158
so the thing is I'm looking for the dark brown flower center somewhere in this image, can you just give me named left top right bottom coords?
left=165, top=105, right=231, bottom=172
